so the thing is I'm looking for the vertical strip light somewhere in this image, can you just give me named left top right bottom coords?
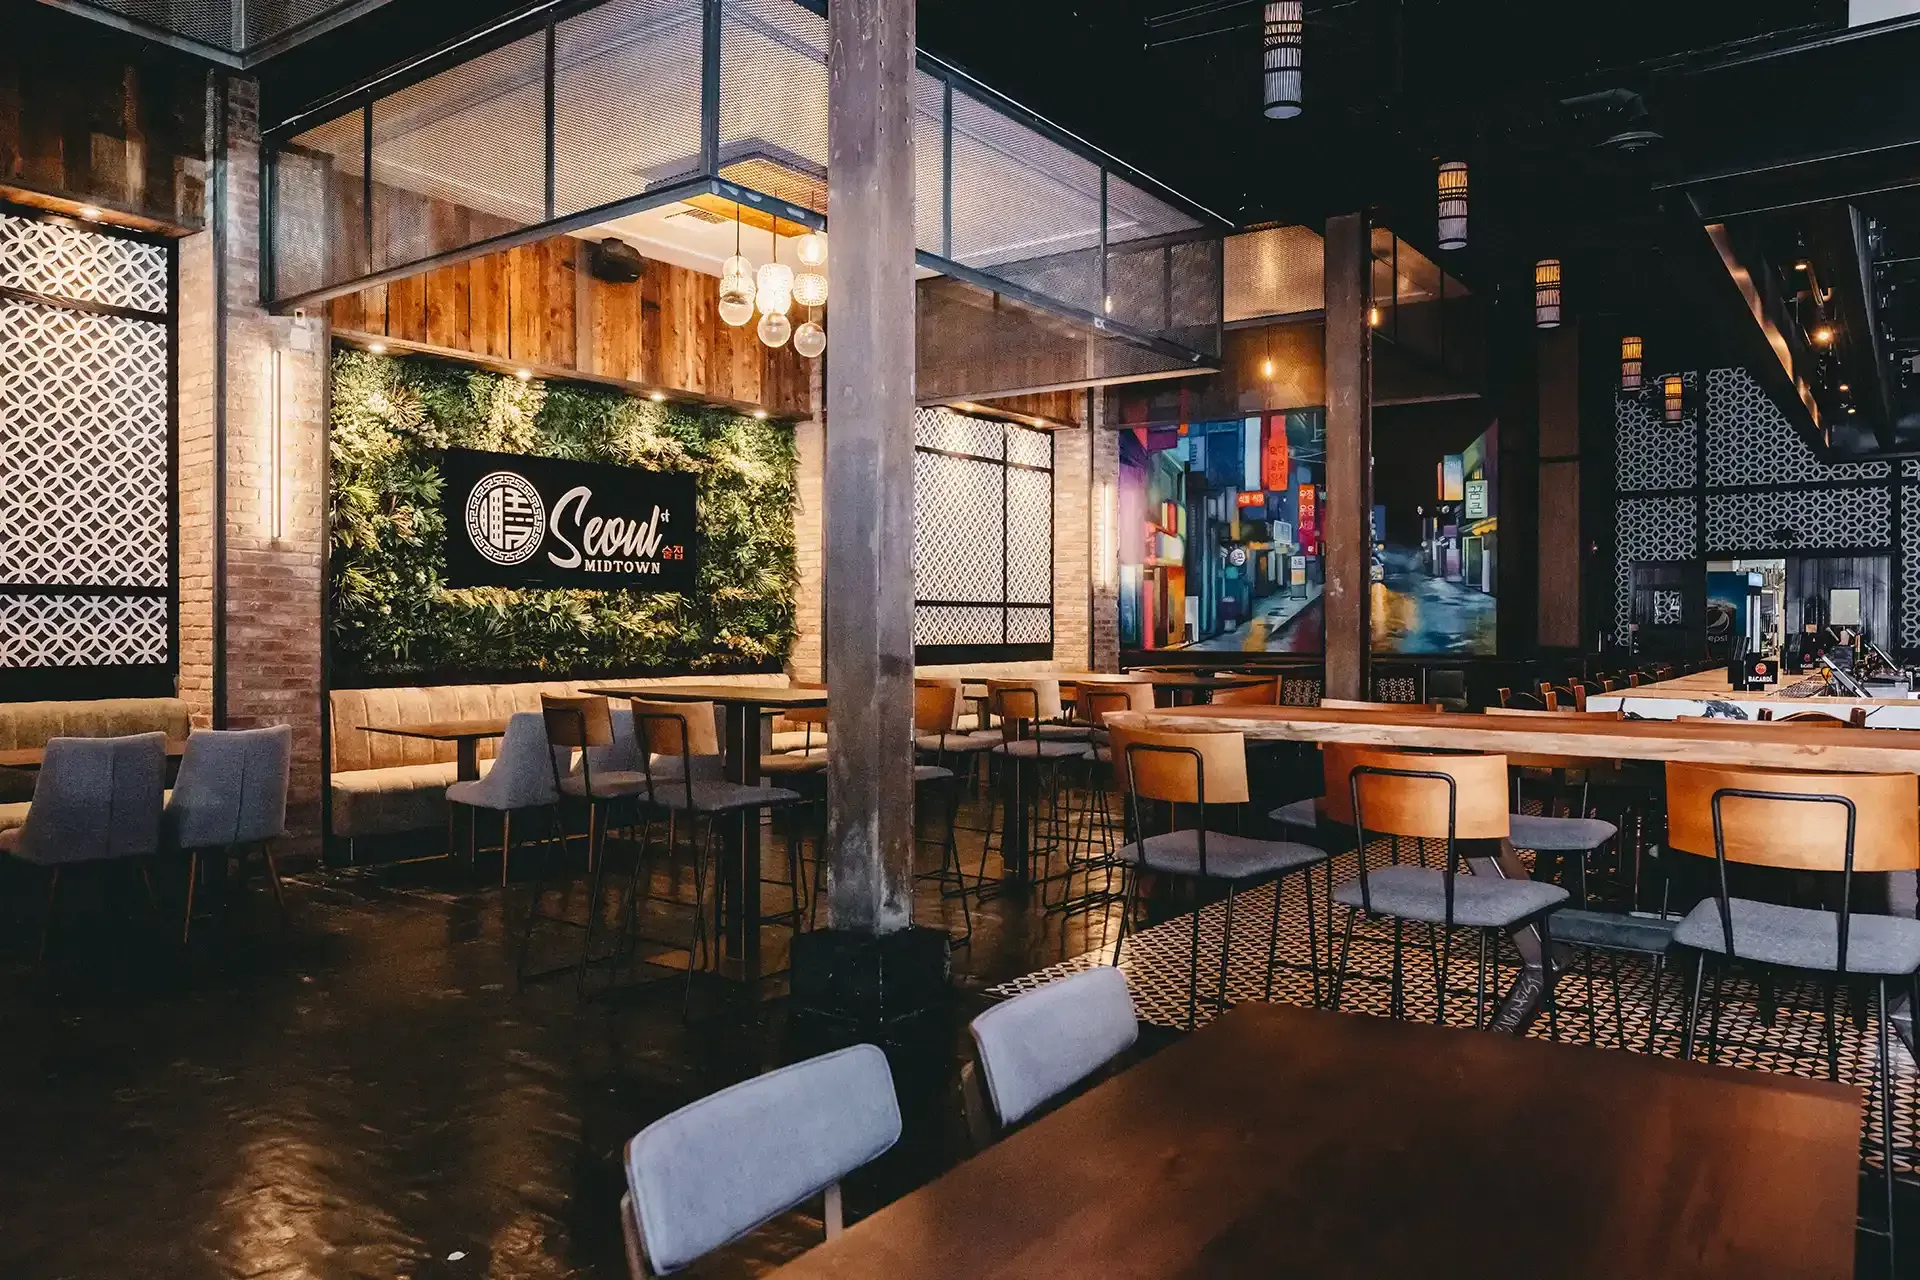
left=1095, top=481, right=1116, bottom=590
left=1262, top=1, right=1303, bottom=120
left=1533, top=259, right=1562, bottom=329
left=1437, top=161, right=1468, bottom=250
left=1620, top=335, right=1643, bottom=390
left=267, top=347, right=285, bottom=542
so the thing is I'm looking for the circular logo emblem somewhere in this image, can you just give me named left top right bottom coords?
left=464, top=471, right=546, bottom=566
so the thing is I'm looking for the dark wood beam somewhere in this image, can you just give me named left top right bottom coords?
left=1322, top=212, right=1372, bottom=701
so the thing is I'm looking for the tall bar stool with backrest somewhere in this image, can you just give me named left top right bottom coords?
left=631, top=698, right=803, bottom=1007
left=619, top=1044, right=901, bottom=1278
left=1331, top=749, right=1569, bottom=1027
left=167, top=725, right=293, bottom=941
left=908, top=680, right=970, bottom=943
left=982, top=679, right=1091, bottom=900
left=1109, top=725, right=1329, bottom=1027
left=1667, top=762, right=1920, bottom=1268
left=0, top=733, right=167, bottom=964
left=445, top=712, right=562, bottom=887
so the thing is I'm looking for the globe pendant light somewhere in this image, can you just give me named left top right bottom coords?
left=755, top=226, right=793, bottom=321
left=1437, top=161, right=1468, bottom=251
left=1261, top=1, right=1303, bottom=120
left=719, top=205, right=755, bottom=327
left=794, top=309, right=826, bottom=359
left=757, top=309, right=792, bottom=348
left=793, top=253, right=829, bottom=308
left=794, top=230, right=827, bottom=268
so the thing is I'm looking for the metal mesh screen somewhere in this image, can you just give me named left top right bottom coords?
left=370, top=32, right=548, bottom=272
left=554, top=0, right=705, bottom=216
left=914, top=70, right=946, bottom=256
left=1223, top=225, right=1324, bottom=321
left=68, top=0, right=400, bottom=54
left=272, top=109, right=365, bottom=299
left=912, top=407, right=1054, bottom=651
left=719, top=0, right=829, bottom=214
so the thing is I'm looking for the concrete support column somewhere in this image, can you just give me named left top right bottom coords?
left=1322, top=212, right=1373, bottom=700
left=821, top=0, right=918, bottom=935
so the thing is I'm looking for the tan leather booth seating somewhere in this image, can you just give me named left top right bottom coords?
left=0, top=698, right=192, bottom=833
left=329, top=676, right=790, bottom=839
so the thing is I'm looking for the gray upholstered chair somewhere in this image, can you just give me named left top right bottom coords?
left=620, top=1044, right=901, bottom=1277
left=1, top=733, right=167, bottom=962
left=166, top=725, right=292, bottom=942
left=447, top=712, right=562, bottom=886
left=964, top=964, right=1137, bottom=1145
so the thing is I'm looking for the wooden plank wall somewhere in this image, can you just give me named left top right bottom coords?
left=330, top=234, right=813, bottom=417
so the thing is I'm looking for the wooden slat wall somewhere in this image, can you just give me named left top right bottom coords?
left=331, top=232, right=812, bottom=417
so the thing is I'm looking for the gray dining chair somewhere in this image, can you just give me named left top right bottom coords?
left=964, top=964, right=1138, bottom=1144
left=167, top=725, right=292, bottom=942
left=620, top=1043, right=901, bottom=1277
left=447, top=712, right=562, bottom=886
left=0, top=733, right=167, bottom=963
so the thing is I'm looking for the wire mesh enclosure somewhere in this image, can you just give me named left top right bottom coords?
left=265, top=0, right=1225, bottom=391
left=58, top=0, right=400, bottom=62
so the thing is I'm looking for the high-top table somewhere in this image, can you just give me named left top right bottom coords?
left=1104, top=702, right=1920, bottom=1031
left=771, top=1003, right=1860, bottom=1280
left=361, top=717, right=508, bottom=782
left=586, top=683, right=828, bottom=982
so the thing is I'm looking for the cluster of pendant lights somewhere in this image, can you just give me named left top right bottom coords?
left=1617, top=333, right=1685, bottom=423
left=1428, top=158, right=1566, bottom=331
left=718, top=209, right=827, bottom=358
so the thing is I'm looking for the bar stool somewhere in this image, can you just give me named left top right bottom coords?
left=1109, top=725, right=1328, bottom=1028
left=905, top=680, right=972, bottom=944
left=1667, top=762, right=1920, bottom=1268
left=1056, top=682, right=1153, bottom=918
left=521, top=695, right=650, bottom=995
left=981, top=680, right=1091, bottom=900
left=626, top=700, right=803, bottom=1010
left=1330, top=749, right=1569, bottom=1027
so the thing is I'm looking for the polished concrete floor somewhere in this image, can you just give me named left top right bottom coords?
left=0, top=804, right=1141, bottom=1280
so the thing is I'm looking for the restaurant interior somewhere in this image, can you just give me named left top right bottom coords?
left=8, top=0, right=1920, bottom=1276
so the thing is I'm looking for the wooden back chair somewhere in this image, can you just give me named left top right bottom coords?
left=629, top=698, right=720, bottom=807
left=541, top=694, right=613, bottom=794
left=913, top=682, right=959, bottom=740
left=1108, top=726, right=1250, bottom=882
left=1208, top=677, right=1279, bottom=706
left=1076, top=683, right=1153, bottom=727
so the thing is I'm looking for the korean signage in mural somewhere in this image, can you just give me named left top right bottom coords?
left=441, top=447, right=698, bottom=590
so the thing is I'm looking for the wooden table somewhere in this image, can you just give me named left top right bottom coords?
left=772, top=1004, right=1861, bottom=1280
left=361, top=718, right=508, bottom=782
left=1095, top=670, right=1271, bottom=706
left=586, top=684, right=829, bottom=982
left=0, top=739, right=189, bottom=770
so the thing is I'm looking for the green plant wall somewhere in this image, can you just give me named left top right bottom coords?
left=328, top=348, right=797, bottom=682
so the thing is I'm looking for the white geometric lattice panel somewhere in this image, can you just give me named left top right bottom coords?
left=1705, top=367, right=1889, bottom=487
left=0, top=299, right=169, bottom=587
left=914, top=405, right=1003, bottom=458
left=1704, top=485, right=1890, bottom=553
left=1905, top=486, right=1920, bottom=648
left=0, top=595, right=167, bottom=667
left=1005, top=424, right=1053, bottom=469
left=1614, top=388, right=1696, bottom=492
left=1614, top=495, right=1697, bottom=644
left=0, top=213, right=168, bottom=314
left=1006, top=467, right=1052, bottom=605
left=914, top=604, right=1003, bottom=647
left=1008, top=606, right=1051, bottom=644
left=914, top=450, right=1004, bottom=602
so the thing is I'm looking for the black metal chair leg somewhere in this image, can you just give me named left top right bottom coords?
left=1185, top=881, right=1204, bottom=1030
left=1476, top=929, right=1489, bottom=1029
left=1879, top=979, right=1899, bottom=1276
left=1215, top=883, right=1238, bottom=1016
left=1330, top=905, right=1358, bottom=1011
left=1644, top=952, right=1667, bottom=1056
left=1682, top=952, right=1706, bottom=1060
left=1110, top=869, right=1138, bottom=967
left=1304, top=869, right=1321, bottom=1007
left=1436, top=924, right=1452, bottom=1026
left=1390, top=917, right=1405, bottom=1021
left=1705, top=958, right=1725, bottom=1065
left=1263, top=874, right=1284, bottom=1003
left=181, top=851, right=200, bottom=944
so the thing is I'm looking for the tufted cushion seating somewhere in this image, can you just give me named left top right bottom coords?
left=328, top=676, right=790, bottom=838
left=0, top=697, right=191, bottom=822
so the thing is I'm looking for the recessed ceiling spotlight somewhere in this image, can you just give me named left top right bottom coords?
left=368, top=342, right=387, bottom=354
left=753, top=409, right=768, bottom=420
left=1812, top=325, right=1835, bottom=346
left=515, top=368, right=532, bottom=380
left=1838, top=382, right=1850, bottom=393
left=78, top=206, right=102, bottom=220
left=649, top=391, right=667, bottom=403
left=1793, top=258, right=1811, bottom=272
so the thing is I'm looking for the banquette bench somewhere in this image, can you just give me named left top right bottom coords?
left=0, top=697, right=193, bottom=832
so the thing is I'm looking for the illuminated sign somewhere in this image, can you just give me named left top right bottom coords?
left=1440, top=454, right=1465, bottom=502
left=1297, top=484, right=1317, bottom=551
left=1262, top=416, right=1290, bottom=490
left=1464, top=479, right=1489, bottom=519
left=1236, top=490, right=1267, bottom=509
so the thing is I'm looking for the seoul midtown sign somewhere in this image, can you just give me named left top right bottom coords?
left=441, top=446, right=698, bottom=591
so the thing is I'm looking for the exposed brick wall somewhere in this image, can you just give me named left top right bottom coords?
left=1051, top=419, right=1091, bottom=669
left=1090, top=393, right=1120, bottom=672
left=174, top=76, right=328, bottom=833
left=789, top=359, right=825, bottom=683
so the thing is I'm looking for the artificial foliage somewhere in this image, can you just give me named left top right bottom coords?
left=328, top=348, right=797, bottom=681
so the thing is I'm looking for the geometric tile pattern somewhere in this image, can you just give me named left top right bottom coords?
left=1905, top=486, right=1920, bottom=649
left=0, top=594, right=168, bottom=666
left=0, top=300, right=169, bottom=586
left=0, top=212, right=168, bottom=315
left=1705, top=484, right=1891, bottom=553
left=1614, top=495, right=1697, bottom=644
left=1614, top=386, right=1697, bottom=492
left=990, top=851, right=1920, bottom=1176
left=913, top=407, right=1052, bottom=649
left=1705, top=367, right=1890, bottom=487
left=0, top=215, right=171, bottom=670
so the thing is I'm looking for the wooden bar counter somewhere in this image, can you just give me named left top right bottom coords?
left=1103, top=702, right=1920, bottom=772
left=1590, top=669, right=1920, bottom=728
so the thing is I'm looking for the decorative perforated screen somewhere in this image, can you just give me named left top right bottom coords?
left=0, top=211, right=172, bottom=672
left=914, top=407, right=1052, bottom=655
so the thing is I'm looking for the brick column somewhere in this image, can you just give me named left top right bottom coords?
left=176, top=75, right=329, bottom=836
left=789, top=357, right=825, bottom=683
left=1089, top=391, right=1120, bottom=671
left=1052, top=418, right=1091, bottom=669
